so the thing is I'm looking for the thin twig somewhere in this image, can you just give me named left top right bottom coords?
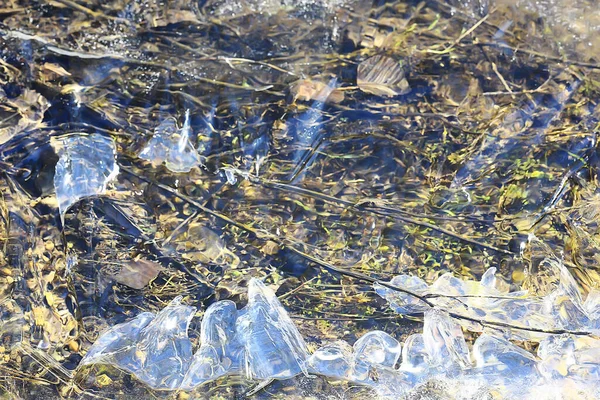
left=120, top=166, right=594, bottom=337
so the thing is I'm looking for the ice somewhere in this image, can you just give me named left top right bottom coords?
left=181, top=300, right=242, bottom=388
left=131, top=297, right=195, bottom=389
left=584, top=289, right=600, bottom=322
left=307, top=340, right=353, bottom=379
left=423, top=309, right=471, bottom=372
left=78, top=274, right=600, bottom=397
left=479, top=267, right=497, bottom=289
left=429, top=273, right=467, bottom=296
left=401, top=334, right=430, bottom=374
left=472, top=334, right=537, bottom=377
left=79, top=312, right=155, bottom=367
left=374, top=275, right=430, bottom=314
left=376, top=257, right=600, bottom=341
left=80, top=297, right=195, bottom=389
left=80, top=278, right=309, bottom=389
left=237, top=279, right=309, bottom=380
left=52, top=133, right=119, bottom=222
left=352, top=331, right=402, bottom=380
left=139, top=109, right=201, bottom=173
left=535, top=334, right=600, bottom=383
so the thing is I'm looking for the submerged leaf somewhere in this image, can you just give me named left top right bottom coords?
left=357, top=55, right=410, bottom=97
left=112, top=259, right=164, bottom=290
left=290, top=79, right=344, bottom=103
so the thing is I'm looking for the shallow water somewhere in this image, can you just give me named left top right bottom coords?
left=1, top=0, right=600, bottom=398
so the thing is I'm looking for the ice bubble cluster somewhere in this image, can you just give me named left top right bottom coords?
left=79, top=268, right=600, bottom=398
left=375, top=257, right=600, bottom=341
left=52, top=133, right=119, bottom=222
left=139, top=109, right=201, bottom=173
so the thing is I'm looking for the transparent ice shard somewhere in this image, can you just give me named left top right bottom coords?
left=584, top=290, right=600, bottom=329
left=52, top=133, right=119, bottom=222
left=181, top=300, right=243, bottom=388
left=536, top=334, right=600, bottom=384
left=307, top=340, right=353, bottom=379
left=472, top=334, right=537, bottom=378
left=237, top=279, right=310, bottom=380
left=352, top=331, right=402, bottom=381
left=80, top=297, right=195, bottom=389
left=479, top=267, right=497, bottom=289
left=374, top=275, right=429, bottom=314
left=423, top=309, right=471, bottom=372
left=80, top=312, right=155, bottom=367
left=139, top=110, right=200, bottom=173
left=139, top=118, right=173, bottom=164
left=132, top=297, right=195, bottom=389
left=429, top=273, right=467, bottom=296
left=537, top=334, right=578, bottom=380
left=584, top=290, right=600, bottom=317
left=400, top=333, right=430, bottom=375
left=542, top=259, right=590, bottom=330
left=376, top=260, right=600, bottom=341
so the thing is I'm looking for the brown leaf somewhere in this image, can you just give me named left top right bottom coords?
left=357, top=55, right=410, bottom=97
left=113, top=259, right=163, bottom=290
left=290, top=79, right=344, bottom=104
left=0, top=89, right=49, bottom=144
left=40, top=62, right=71, bottom=80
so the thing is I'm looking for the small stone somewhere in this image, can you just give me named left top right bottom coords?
left=68, top=340, right=79, bottom=352
left=261, top=241, right=280, bottom=255
left=44, top=241, right=55, bottom=252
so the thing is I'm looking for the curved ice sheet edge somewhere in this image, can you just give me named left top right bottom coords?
left=78, top=275, right=600, bottom=399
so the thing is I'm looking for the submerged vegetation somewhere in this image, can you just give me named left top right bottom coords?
left=1, top=0, right=600, bottom=398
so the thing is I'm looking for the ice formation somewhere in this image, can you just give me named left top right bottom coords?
left=139, top=109, right=201, bottom=173
left=375, top=257, right=600, bottom=341
left=80, top=279, right=309, bottom=390
left=79, top=265, right=600, bottom=399
left=52, top=133, right=119, bottom=222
